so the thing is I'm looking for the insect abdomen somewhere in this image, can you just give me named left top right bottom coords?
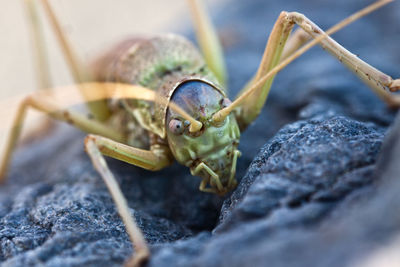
left=92, top=34, right=220, bottom=141
left=92, top=34, right=210, bottom=90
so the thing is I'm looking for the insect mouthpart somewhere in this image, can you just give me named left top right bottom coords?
left=190, top=148, right=241, bottom=195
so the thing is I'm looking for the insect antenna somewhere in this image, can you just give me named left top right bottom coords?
left=0, top=82, right=203, bottom=133
left=212, top=0, right=393, bottom=123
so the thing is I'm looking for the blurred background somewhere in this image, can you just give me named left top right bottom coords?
left=0, top=0, right=225, bottom=152
left=1, top=0, right=398, bottom=162
left=1, top=1, right=400, bottom=266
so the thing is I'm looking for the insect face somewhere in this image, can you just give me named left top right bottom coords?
left=166, top=80, right=241, bottom=195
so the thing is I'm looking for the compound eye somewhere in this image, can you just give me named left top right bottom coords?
left=221, top=98, right=232, bottom=108
left=168, top=118, right=184, bottom=135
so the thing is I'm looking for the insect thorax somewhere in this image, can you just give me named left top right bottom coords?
left=92, top=34, right=222, bottom=147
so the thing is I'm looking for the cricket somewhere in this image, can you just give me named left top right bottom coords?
left=1, top=0, right=399, bottom=266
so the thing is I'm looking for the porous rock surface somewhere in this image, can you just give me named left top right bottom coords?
left=1, top=0, right=400, bottom=266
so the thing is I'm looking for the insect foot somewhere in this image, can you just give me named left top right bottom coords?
left=389, top=79, right=400, bottom=92
left=124, top=249, right=150, bottom=267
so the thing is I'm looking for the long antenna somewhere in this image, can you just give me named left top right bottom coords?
left=212, top=0, right=393, bottom=123
left=0, top=83, right=203, bottom=133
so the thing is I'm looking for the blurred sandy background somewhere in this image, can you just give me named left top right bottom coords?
left=0, top=0, right=225, bottom=156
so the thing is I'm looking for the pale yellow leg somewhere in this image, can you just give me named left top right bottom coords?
left=199, top=178, right=217, bottom=194
left=85, top=135, right=173, bottom=171
left=187, top=0, right=227, bottom=87
left=0, top=94, right=123, bottom=182
left=235, top=12, right=296, bottom=129
left=234, top=28, right=311, bottom=105
left=281, top=28, right=311, bottom=61
left=212, top=1, right=398, bottom=128
left=234, top=5, right=400, bottom=130
left=22, top=0, right=56, bottom=140
left=286, top=11, right=400, bottom=106
left=0, top=81, right=201, bottom=179
left=83, top=135, right=173, bottom=265
left=191, top=162, right=223, bottom=192
left=85, top=138, right=149, bottom=267
left=24, top=0, right=51, bottom=90
left=38, top=0, right=110, bottom=121
left=227, top=150, right=240, bottom=189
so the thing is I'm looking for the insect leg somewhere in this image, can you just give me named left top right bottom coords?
left=232, top=3, right=400, bottom=130
left=0, top=94, right=123, bottom=182
left=285, top=11, right=400, bottom=104
left=187, top=0, right=227, bottom=87
left=24, top=0, right=51, bottom=90
left=38, top=0, right=110, bottom=121
left=85, top=138, right=152, bottom=267
left=281, top=28, right=311, bottom=61
left=235, top=28, right=311, bottom=110
left=83, top=135, right=174, bottom=263
left=21, top=0, right=56, bottom=139
left=84, top=135, right=173, bottom=171
left=191, top=162, right=223, bottom=192
left=199, top=178, right=217, bottom=194
left=235, top=28, right=310, bottom=106
left=234, top=12, right=296, bottom=129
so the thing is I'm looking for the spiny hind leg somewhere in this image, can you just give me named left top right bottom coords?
left=236, top=7, right=400, bottom=129
left=285, top=11, right=400, bottom=106
left=0, top=93, right=123, bottom=182
left=84, top=135, right=174, bottom=266
left=187, top=0, right=227, bottom=87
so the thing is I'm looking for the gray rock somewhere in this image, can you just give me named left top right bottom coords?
left=0, top=125, right=220, bottom=266
left=1, top=0, right=400, bottom=266
left=149, top=116, right=387, bottom=267
left=218, top=116, right=384, bottom=232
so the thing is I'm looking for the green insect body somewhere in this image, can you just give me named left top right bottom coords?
left=2, top=1, right=398, bottom=264
left=93, top=34, right=242, bottom=194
